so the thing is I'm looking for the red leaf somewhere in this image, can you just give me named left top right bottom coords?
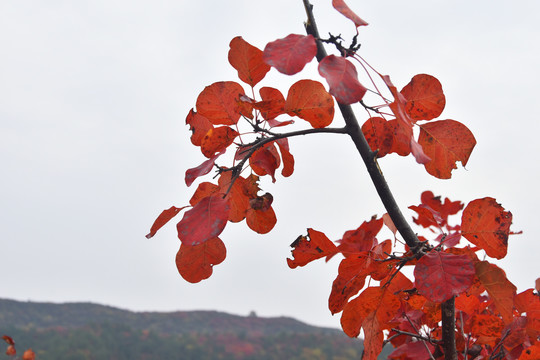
left=185, top=151, right=224, bottom=187
left=361, top=117, right=394, bottom=158
left=461, top=197, right=512, bottom=259
left=217, top=173, right=250, bottom=223
left=200, top=126, right=239, bottom=158
left=249, top=142, right=281, bottom=182
left=228, top=36, right=270, bottom=87
left=520, top=344, right=540, bottom=360
left=329, top=254, right=369, bottom=315
left=255, top=87, right=285, bottom=120
left=332, top=0, right=369, bottom=28
left=475, top=261, right=517, bottom=324
left=2, top=336, right=14, bottom=346
left=341, top=286, right=400, bottom=338
left=176, top=237, right=226, bottom=283
left=388, top=341, right=436, bottom=360
left=409, top=204, right=442, bottom=229
left=177, top=194, right=230, bottom=246
left=146, top=206, right=189, bottom=239
left=400, top=74, right=446, bottom=121
left=196, top=81, right=247, bottom=125
left=275, top=138, right=294, bottom=177
left=318, top=55, right=367, bottom=104
left=413, top=251, right=475, bottom=303
left=246, top=206, right=277, bottom=234
left=388, top=119, right=412, bottom=156
left=420, top=191, right=463, bottom=227
left=263, top=34, right=317, bottom=75
left=189, top=182, right=220, bottom=206
left=337, top=217, right=384, bottom=255
left=185, top=109, right=213, bottom=146
left=284, top=80, right=334, bottom=128
left=287, top=229, right=338, bottom=268
left=418, top=120, right=476, bottom=179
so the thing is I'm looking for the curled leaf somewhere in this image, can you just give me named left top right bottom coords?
left=332, top=0, right=369, bottom=28
left=318, top=55, right=367, bottom=104
left=287, top=229, right=338, bottom=268
left=146, top=206, right=189, bottom=239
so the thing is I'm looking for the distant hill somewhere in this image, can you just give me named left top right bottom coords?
left=0, top=298, right=393, bottom=359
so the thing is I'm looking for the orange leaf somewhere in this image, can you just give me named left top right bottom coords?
left=329, top=253, right=370, bottom=314
left=228, top=36, right=270, bottom=87
left=22, top=349, right=35, bottom=360
left=146, top=206, right=189, bottom=239
left=287, top=229, right=338, bottom=268
left=175, top=237, right=226, bottom=283
left=6, top=345, right=15, bottom=356
left=455, top=293, right=481, bottom=315
left=246, top=205, right=276, bottom=234
left=470, top=313, right=504, bottom=345
left=332, top=0, right=369, bottom=28
left=400, top=74, right=446, bottom=121
left=362, top=313, right=384, bottom=360
left=284, top=80, right=334, bottom=128
left=189, top=182, right=220, bottom=206
left=200, top=126, right=239, bottom=158
left=461, top=197, right=512, bottom=259
left=196, top=81, right=247, bottom=125
left=185, top=109, right=213, bottom=146
left=418, top=120, right=476, bottom=179
left=414, top=251, right=475, bottom=303
left=337, top=217, right=384, bottom=256
left=263, top=34, right=317, bottom=75
left=177, top=194, right=230, bottom=246
left=341, top=286, right=400, bottom=338
left=217, top=173, right=251, bottom=223
left=475, top=261, right=517, bottom=324
left=520, top=343, right=540, bottom=360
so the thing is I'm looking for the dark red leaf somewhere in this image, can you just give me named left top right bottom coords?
left=318, top=55, right=367, bottom=104
left=414, top=251, right=475, bottom=303
left=228, top=36, right=270, bottom=87
left=388, top=341, right=436, bottom=360
left=176, top=237, right=226, bottom=283
left=332, top=0, right=369, bottom=28
left=408, top=204, right=442, bottom=229
left=461, top=197, right=512, bottom=259
left=263, top=34, right=317, bottom=75
left=400, top=74, right=446, bottom=121
left=2, top=336, right=14, bottom=346
left=275, top=138, right=294, bottom=177
left=287, top=229, right=338, bottom=268
left=249, top=142, right=281, bottom=182
left=420, top=191, right=463, bottom=227
left=146, top=206, right=189, bottom=239
left=177, top=195, right=230, bottom=246
left=337, top=217, right=384, bottom=256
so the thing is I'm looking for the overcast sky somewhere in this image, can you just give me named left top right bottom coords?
left=2, top=0, right=539, bottom=329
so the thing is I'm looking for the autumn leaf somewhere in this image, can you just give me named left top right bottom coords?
left=249, top=142, right=281, bottom=182
left=461, top=197, right=512, bottom=260
left=185, top=152, right=224, bottom=187
left=217, top=173, right=250, bottom=223
left=177, top=194, right=230, bottom=246
left=420, top=191, right=463, bottom=227
left=361, top=117, right=394, bottom=158
left=146, top=206, right=189, bottom=239
left=284, top=79, right=334, bottom=128
left=400, top=74, right=446, bottom=121
left=520, top=344, right=540, bottom=360
left=200, top=126, right=239, bottom=158
left=470, top=313, right=505, bottom=345
left=196, top=81, right=247, bottom=125
left=318, top=55, right=367, bottom=104
left=388, top=341, right=436, bottom=360
left=418, top=120, right=476, bottom=179
left=185, top=109, right=213, bottom=146
left=341, top=286, right=400, bottom=338
left=475, top=261, right=517, bottom=324
left=228, top=36, right=270, bottom=87
left=246, top=205, right=277, bottom=234
left=409, top=204, right=442, bottom=229
left=287, top=229, right=338, bottom=268
left=263, top=34, right=317, bottom=75
left=6, top=345, right=15, bottom=356
left=337, top=217, right=384, bottom=255
left=2, top=335, right=15, bottom=346
left=414, top=251, right=475, bottom=303
left=189, top=182, right=220, bottom=206
left=332, top=0, right=369, bottom=28
left=275, top=138, right=294, bottom=177
left=255, top=87, right=285, bottom=120
left=388, top=119, right=412, bottom=156
left=176, top=237, right=226, bottom=283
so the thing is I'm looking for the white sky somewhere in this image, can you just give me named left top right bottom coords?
left=2, top=0, right=539, bottom=329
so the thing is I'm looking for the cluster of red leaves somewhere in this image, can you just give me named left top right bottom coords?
left=2, top=335, right=35, bottom=359
left=287, top=191, right=538, bottom=359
